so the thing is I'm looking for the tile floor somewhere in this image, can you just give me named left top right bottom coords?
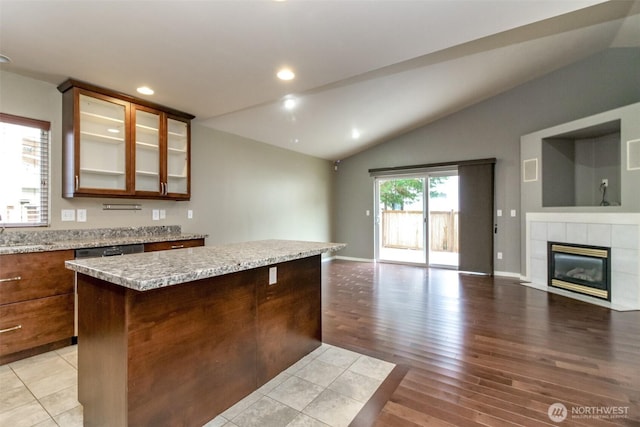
left=1, top=343, right=394, bottom=427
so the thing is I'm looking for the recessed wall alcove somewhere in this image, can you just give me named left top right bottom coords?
left=521, top=102, right=640, bottom=215
left=520, top=103, right=640, bottom=311
left=542, top=120, right=621, bottom=208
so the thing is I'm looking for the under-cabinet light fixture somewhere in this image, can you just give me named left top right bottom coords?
left=0, top=54, right=11, bottom=64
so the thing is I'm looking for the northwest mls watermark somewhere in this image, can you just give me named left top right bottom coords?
left=548, top=402, right=631, bottom=423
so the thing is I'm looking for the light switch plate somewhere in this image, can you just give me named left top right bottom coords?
left=61, top=209, right=75, bottom=221
left=76, top=209, right=87, bottom=222
left=152, top=209, right=160, bottom=221
left=497, top=209, right=502, bottom=217
left=187, top=209, right=193, bottom=219
left=160, top=209, right=166, bottom=219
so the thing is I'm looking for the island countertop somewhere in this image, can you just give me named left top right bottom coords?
left=65, top=239, right=345, bottom=291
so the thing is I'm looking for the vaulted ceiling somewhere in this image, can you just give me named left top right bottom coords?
left=1, top=1, right=638, bottom=160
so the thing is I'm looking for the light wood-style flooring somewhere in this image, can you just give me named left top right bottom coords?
left=322, top=260, right=640, bottom=426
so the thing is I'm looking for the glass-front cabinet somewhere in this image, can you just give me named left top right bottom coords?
left=134, top=107, right=161, bottom=194
left=166, top=117, right=190, bottom=197
left=77, top=92, right=130, bottom=193
left=59, top=79, right=193, bottom=200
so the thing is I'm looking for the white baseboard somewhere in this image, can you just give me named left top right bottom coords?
left=493, top=270, right=521, bottom=279
left=334, top=256, right=375, bottom=263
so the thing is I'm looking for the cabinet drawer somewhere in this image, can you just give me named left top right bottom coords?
left=0, top=294, right=74, bottom=357
left=0, top=250, right=74, bottom=305
left=143, top=238, right=204, bottom=252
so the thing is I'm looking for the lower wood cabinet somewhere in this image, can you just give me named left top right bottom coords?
left=0, top=294, right=74, bottom=357
left=0, top=250, right=75, bottom=364
left=143, top=238, right=204, bottom=252
left=77, top=255, right=321, bottom=427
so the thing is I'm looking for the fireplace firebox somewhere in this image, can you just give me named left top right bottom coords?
left=548, top=242, right=611, bottom=301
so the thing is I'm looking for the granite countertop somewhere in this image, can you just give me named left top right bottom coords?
left=0, top=226, right=207, bottom=255
left=65, top=240, right=346, bottom=291
left=0, top=233, right=207, bottom=255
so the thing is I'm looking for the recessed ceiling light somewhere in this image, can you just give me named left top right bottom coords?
left=0, top=54, right=11, bottom=64
left=284, top=98, right=296, bottom=110
left=137, top=86, right=154, bottom=95
left=277, top=68, right=295, bottom=81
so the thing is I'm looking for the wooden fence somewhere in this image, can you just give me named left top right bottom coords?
left=382, top=210, right=458, bottom=252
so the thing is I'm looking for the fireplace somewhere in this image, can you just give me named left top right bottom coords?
left=548, top=242, right=611, bottom=301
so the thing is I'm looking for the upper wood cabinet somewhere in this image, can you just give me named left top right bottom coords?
left=59, top=79, right=194, bottom=200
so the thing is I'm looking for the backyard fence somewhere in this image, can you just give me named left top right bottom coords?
left=382, top=210, right=458, bottom=252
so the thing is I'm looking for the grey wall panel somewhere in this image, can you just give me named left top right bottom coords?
left=335, top=48, right=640, bottom=275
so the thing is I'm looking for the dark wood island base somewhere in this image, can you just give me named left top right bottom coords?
left=78, top=255, right=321, bottom=427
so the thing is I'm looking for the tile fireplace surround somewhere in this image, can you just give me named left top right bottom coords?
left=524, top=212, right=640, bottom=311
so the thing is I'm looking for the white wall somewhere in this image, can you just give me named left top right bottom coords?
left=0, top=70, right=334, bottom=244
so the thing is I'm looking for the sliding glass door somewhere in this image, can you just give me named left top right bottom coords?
left=428, top=172, right=459, bottom=268
left=375, top=171, right=459, bottom=267
left=375, top=176, right=427, bottom=264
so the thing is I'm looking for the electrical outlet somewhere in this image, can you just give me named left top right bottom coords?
left=160, top=209, right=166, bottom=219
left=187, top=209, right=193, bottom=219
left=510, top=209, right=517, bottom=217
left=601, top=178, right=608, bottom=187
left=269, top=267, right=277, bottom=285
left=497, top=252, right=503, bottom=260
left=497, top=209, right=502, bottom=217
left=77, top=209, right=87, bottom=222
left=152, top=209, right=160, bottom=221
left=61, top=209, right=75, bottom=221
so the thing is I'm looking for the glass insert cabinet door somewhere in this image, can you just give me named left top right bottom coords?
left=134, top=109, right=161, bottom=193
left=78, top=94, right=127, bottom=191
left=166, top=118, right=189, bottom=195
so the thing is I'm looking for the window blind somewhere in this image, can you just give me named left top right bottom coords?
left=0, top=113, right=50, bottom=227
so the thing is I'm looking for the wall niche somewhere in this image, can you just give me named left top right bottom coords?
left=542, top=120, right=621, bottom=207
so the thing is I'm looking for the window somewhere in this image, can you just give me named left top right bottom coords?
left=0, top=113, right=50, bottom=227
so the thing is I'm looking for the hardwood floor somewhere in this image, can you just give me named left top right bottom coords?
left=321, top=260, right=640, bottom=426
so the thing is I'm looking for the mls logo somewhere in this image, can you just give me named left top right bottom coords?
left=548, top=403, right=568, bottom=422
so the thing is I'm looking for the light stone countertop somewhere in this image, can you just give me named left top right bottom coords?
left=0, top=234, right=207, bottom=255
left=65, top=239, right=346, bottom=291
left=0, top=225, right=206, bottom=255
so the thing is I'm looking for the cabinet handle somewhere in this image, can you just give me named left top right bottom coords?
left=160, top=182, right=164, bottom=195
left=75, top=175, right=79, bottom=191
left=164, top=182, right=168, bottom=195
left=0, top=276, right=21, bottom=283
left=0, top=325, right=22, bottom=334
left=171, top=245, right=185, bottom=249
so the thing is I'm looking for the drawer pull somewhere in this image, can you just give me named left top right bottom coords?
left=171, top=245, right=185, bottom=249
left=0, top=276, right=21, bottom=283
left=0, top=325, right=22, bottom=334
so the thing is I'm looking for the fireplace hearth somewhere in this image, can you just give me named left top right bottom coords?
left=548, top=242, right=611, bottom=300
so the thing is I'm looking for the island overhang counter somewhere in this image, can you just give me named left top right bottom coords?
left=65, top=239, right=345, bottom=427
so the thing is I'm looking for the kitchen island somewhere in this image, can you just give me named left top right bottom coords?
left=65, top=240, right=345, bottom=427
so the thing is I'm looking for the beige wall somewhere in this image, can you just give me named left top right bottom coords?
left=0, top=71, right=334, bottom=244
